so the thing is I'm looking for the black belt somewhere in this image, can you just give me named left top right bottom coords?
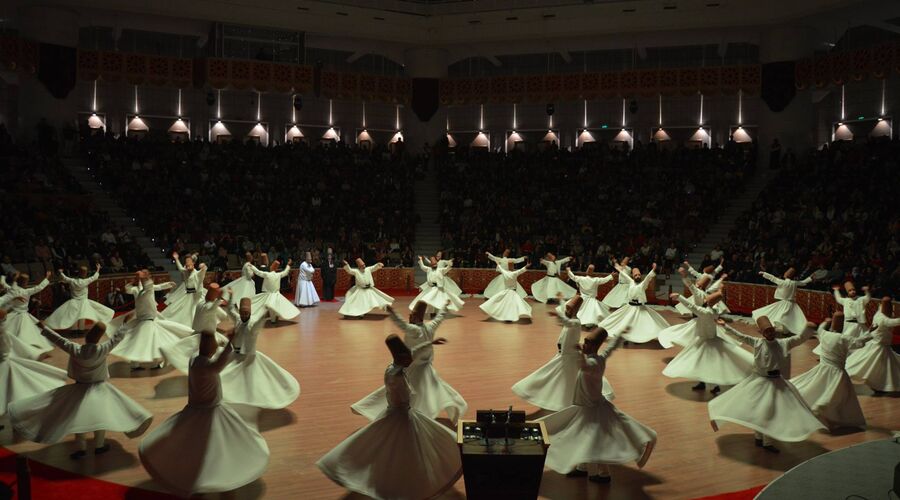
left=628, top=300, right=641, bottom=306
left=186, top=288, right=196, bottom=293
left=362, top=285, right=371, bottom=289
left=846, top=319, right=858, bottom=323
left=766, top=370, right=781, bottom=378
left=429, top=283, right=438, bottom=287
left=548, top=274, right=558, bottom=277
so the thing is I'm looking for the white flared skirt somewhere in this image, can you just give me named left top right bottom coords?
left=139, top=403, right=269, bottom=496
left=160, top=292, right=202, bottom=327
left=601, top=283, right=630, bottom=308
left=662, top=337, right=753, bottom=386
left=539, top=400, right=656, bottom=473
left=845, top=342, right=900, bottom=392
left=293, top=280, right=320, bottom=307
left=222, top=278, right=256, bottom=305
left=410, top=286, right=465, bottom=313
left=791, top=361, right=866, bottom=429
left=165, top=283, right=206, bottom=306
left=479, top=289, right=532, bottom=322
left=484, top=276, right=527, bottom=299
left=555, top=297, right=610, bottom=326
left=511, top=353, right=615, bottom=411
left=708, top=374, right=826, bottom=441
left=6, top=331, right=51, bottom=360
left=251, top=292, right=301, bottom=322
left=599, top=305, right=669, bottom=344
left=6, top=311, right=55, bottom=351
left=0, top=358, right=68, bottom=415
left=318, top=406, right=462, bottom=500
left=160, top=332, right=234, bottom=373
left=352, top=362, right=468, bottom=424
left=658, top=321, right=740, bottom=349
left=111, top=318, right=193, bottom=363
left=751, top=300, right=808, bottom=335
left=219, top=352, right=301, bottom=409
left=44, top=298, right=114, bottom=330
left=9, top=381, right=153, bottom=443
left=420, top=277, right=463, bottom=297
left=531, top=277, right=577, bottom=303
left=339, top=287, right=394, bottom=317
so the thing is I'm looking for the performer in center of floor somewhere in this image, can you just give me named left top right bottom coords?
left=9, top=319, right=154, bottom=460
left=601, top=256, right=632, bottom=309
left=338, top=258, right=395, bottom=318
left=661, top=268, right=737, bottom=349
left=845, top=296, right=900, bottom=394
left=480, top=262, right=532, bottom=323
left=556, top=265, right=615, bottom=326
left=161, top=252, right=208, bottom=328
left=831, top=281, right=871, bottom=339
left=708, top=317, right=826, bottom=453
left=483, top=250, right=528, bottom=299
left=249, top=255, right=300, bottom=324
left=531, top=253, right=577, bottom=304
left=45, top=263, right=114, bottom=332
left=294, top=251, right=321, bottom=308
left=318, top=334, right=462, bottom=500
left=513, top=296, right=614, bottom=411
left=222, top=252, right=257, bottom=306
left=352, top=302, right=467, bottom=423
left=139, top=331, right=270, bottom=496
left=599, top=263, right=668, bottom=344
left=538, top=326, right=656, bottom=484
left=431, top=251, right=463, bottom=297
left=410, top=256, right=464, bottom=315
left=791, top=312, right=870, bottom=430
left=662, top=291, right=753, bottom=395
left=751, top=265, right=815, bottom=335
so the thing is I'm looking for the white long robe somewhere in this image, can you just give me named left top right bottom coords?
left=599, top=270, right=668, bottom=344
left=111, top=281, right=193, bottom=363
left=250, top=265, right=301, bottom=322
left=483, top=253, right=527, bottom=298
left=751, top=273, right=813, bottom=335
left=4, top=279, right=55, bottom=351
left=410, top=261, right=464, bottom=313
left=339, top=264, right=394, bottom=317
left=554, top=269, right=613, bottom=325
left=0, top=326, right=68, bottom=416
left=293, top=261, right=320, bottom=306
left=845, top=311, right=900, bottom=392
left=661, top=280, right=739, bottom=349
left=832, top=290, right=871, bottom=339
left=479, top=266, right=532, bottom=322
left=531, top=257, right=577, bottom=303
left=161, top=262, right=207, bottom=327
left=601, top=265, right=632, bottom=308
left=44, top=271, right=114, bottom=330
left=223, top=262, right=256, bottom=305
left=419, top=259, right=463, bottom=297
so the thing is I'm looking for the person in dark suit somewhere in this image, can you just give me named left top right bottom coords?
left=321, top=247, right=338, bottom=301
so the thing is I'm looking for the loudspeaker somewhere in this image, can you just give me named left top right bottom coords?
left=761, top=61, right=797, bottom=112
left=546, top=104, right=555, bottom=116
left=411, top=78, right=439, bottom=122
left=293, top=94, right=303, bottom=111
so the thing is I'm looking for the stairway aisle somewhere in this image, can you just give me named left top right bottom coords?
left=412, top=160, right=443, bottom=285
left=62, top=157, right=176, bottom=274
left=657, top=169, right=775, bottom=297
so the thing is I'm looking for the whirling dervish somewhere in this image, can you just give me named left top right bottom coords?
left=512, top=296, right=614, bottom=411
left=831, top=281, right=871, bottom=339
left=845, top=296, right=900, bottom=394
left=791, top=312, right=870, bottom=430
left=250, top=255, right=300, bottom=324
left=222, top=252, right=257, bottom=305
left=600, top=256, right=632, bottom=309
left=318, top=334, right=462, bottom=500
left=161, top=252, right=208, bottom=328
left=352, top=302, right=467, bottom=423
left=410, top=256, right=464, bottom=314
left=293, top=251, right=320, bottom=307
left=660, top=268, right=736, bottom=349
left=599, top=263, right=668, bottom=344
left=429, top=251, right=463, bottom=297
left=160, top=283, right=231, bottom=372
left=2, top=271, right=55, bottom=351
left=751, top=265, right=815, bottom=335
left=483, top=250, right=528, bottom=299
left=530, top=253, right=576, bottom=304
left=555, top=265, right=614, bottom=326
left=338, top=258, right=394, bottom=318
left=479, top=262, right=532, bottom=323
left=44, top=263, right=114, bottom=331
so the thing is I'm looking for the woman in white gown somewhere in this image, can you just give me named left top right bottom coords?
left=709, top=317, right=826, bottom=453
left=662, top=292, right=753, bottom=394
left=250, top=258, right=300, bottom=324
left=479, top=263, right=532, bottom=322
left=410, top=256, right=464, bottom=314
left=531, top=254, right=577, bottom=304
left=599, top=264, right=669, bottom=344
left=601, top=256, right=632, bottom=309
left=9, top=320, right=154, bottom=459
left=483, top=250, right=527, bottom=299
left=513, top=297, right=614, bottom=411
left=45, top=264, right=114, bottom=331
left=538, top=326, right=656, bottom=483
left=161, top=253, right=208, bottom=327
left=318, top=335, right=462, bottom=500
left=112, top=271, right=193, bottom=369
left=140, top=333, right=270, bottom=496
left=3, top=272, right=55, bottom=351
left=222, top=252, right=257, bottom=306
left=555, top=266, right=614, bottom=326
left=353, top=303, right=467, bottom=423
left=0, top=310, right=68, bottom=425
left=293, top=252, right=320, bottom=307
left=751, top=267, right=814, bottom=335
left=846, top=296, right=900, bottom=393
left=338, top=259, right=394, bottom=318
left=791, top=313, right=870, bottom=429
left=831, top=282, right=872, bottom=339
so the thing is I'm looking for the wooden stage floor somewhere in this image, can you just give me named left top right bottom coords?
left=2, top=298, right=898, bottom=499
